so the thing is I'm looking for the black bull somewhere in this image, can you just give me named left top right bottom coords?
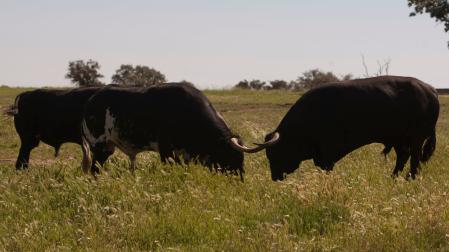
left=5, top=87, right=103, bottom=170
left=255, top=76, right=440, bottom=181
left=81, top=83, right=277, bottom=180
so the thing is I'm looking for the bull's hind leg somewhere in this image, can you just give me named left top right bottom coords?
left=313, top=158, right=335, bottom=172
left=391, top=145, right=409, bottom=178
left=15, top=136, right=40, bottom=170
left=407, top=141, right=424, bottom=180
left=129, top=154, right=137, bottom=174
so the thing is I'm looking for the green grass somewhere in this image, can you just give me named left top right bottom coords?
left=1, top=87, right=449, bottom=251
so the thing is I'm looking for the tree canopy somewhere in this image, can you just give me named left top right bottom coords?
left=408, top=0, right=449, bottom=47
left=111, top=64, right=166, bottom=87
left=234, top=79, right=267, bottom=90
left=294, top=69, right=352, bottom=90
left=233, top=70, right=353, bottom=90
left=269, top=80, right=288, bottom=90
left=65, top=60, right=104, bottom=87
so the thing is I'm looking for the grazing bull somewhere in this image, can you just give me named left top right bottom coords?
left=5, top=87, right=105, bottom=171
left=252, top=76, right=439, bottom=181
left=81, top=82, right=273, bottom=180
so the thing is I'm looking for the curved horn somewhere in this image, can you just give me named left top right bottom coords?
left=229, top=132, right=280, bottom=153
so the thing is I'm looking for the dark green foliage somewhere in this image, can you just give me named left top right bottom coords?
left=269, top=80, right=288, bottom=90
left=111, top=64, right=166, bottom=87
left=235, top=80, right=251, bottom=89
left=249, top=80, right=266, bottom=90
left=65, top=60, right=104, bottom=87
left=293, top=69, right=352, bottom=90
left=235, top=71, right=352, bottom=90
left=408, top=0, right=449, bottom=47
left=234, top=79, right=267, bottom=90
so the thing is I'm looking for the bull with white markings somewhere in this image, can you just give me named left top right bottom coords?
left=81, top=82, right=274, bottom=180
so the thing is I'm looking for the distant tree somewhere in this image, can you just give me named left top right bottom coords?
left=249, top=80, right=266, bottom=90
left=340, top=73, right=353, bottom=81
left=234, top=73, right=351, bottom=91
left=235, top=79, right=250, bottom=89
left=296, top=69, right=341, bottom=89
left=407, top=0, right=449, bottom=47
left=269, top=80, right=288, bottom=90
left=111, top=64, right=166, bottom=87
left=234, top=79, right=266, bottom=90
left=287, top=80, right=300, bottom=90
left=65, top=60, right=104, bottom=87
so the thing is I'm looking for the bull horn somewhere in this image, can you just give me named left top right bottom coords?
left=229, top=132, right=280, bottom=153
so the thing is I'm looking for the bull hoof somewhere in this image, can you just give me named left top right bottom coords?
left=91, top=165, right=100, bottom=175
left=405, top=172, right=416, bottom=181
left=15, top=165, right=28, bottom=171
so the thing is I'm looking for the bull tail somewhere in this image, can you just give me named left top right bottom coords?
left=421, top=130, right=436, bottom=162
left=3, top=94, right=21, bottom=116
left=3, top=105, right=17, bottom=116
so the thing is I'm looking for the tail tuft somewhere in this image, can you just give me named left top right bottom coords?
left=421, top=130, right=436, bottom=162
left=4, top=95, right=20, bottom=116
left=3, top=105, right=17, bottom=116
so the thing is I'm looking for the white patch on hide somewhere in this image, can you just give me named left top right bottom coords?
left=104, top=108, right=115, bottom=139
left=82, top=108, right=117, bottom=147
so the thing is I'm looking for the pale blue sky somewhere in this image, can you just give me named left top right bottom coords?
left=1, top=1, right=448, bottom=88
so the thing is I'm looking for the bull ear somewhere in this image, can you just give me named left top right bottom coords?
left=229, top=132, right=280, bottom=153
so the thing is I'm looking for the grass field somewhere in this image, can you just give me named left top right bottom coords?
left=1, top=86, right=449, bottom=251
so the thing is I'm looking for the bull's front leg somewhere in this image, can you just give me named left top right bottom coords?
left=90, top=142, right=115, bottom=175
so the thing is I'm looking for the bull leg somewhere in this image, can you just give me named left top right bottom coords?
left=407, top=143, right=423, bottom=180
left=313, top=158, right=334, bottom=171
left=90, top=143, right=115, bottom=175
left=158, top=142, right=175, bottom=164
left=90, top=158, right=101, bottom=175
left=391, top=146, right=410, bottom=178
left=15, top=137, right=39, bottom=170
left=322, top=162, right=335, bottom=172
left=129, top=154, right=136, bottom=173
left=314, top=142, right=341, bottom=172
left=381, top=144, right=393, bottom=158
left=313, top=154, right=335, bottom=172
left=90, top=155, right=110, bottom=174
